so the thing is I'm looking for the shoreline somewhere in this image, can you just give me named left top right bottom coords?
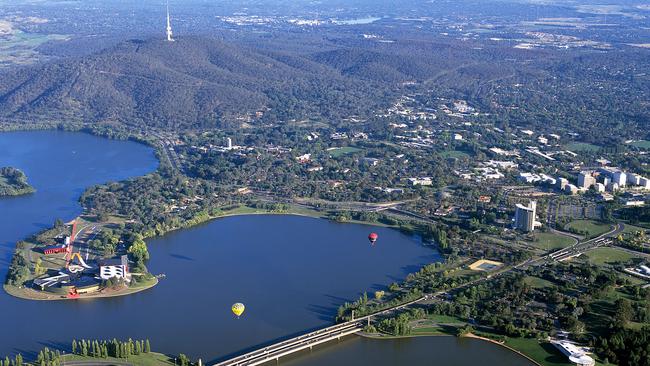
left=3, top=277, right=159, bottom=301
left=2, top=206, right=411, bottom=301
left=358, top=332, right=543, bottom=366
left=462, top=333, right=543, bottom=366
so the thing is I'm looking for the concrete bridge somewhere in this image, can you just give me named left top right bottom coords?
left=213, top=295, right=430, bottom=366
left=212, top=321, right=364, bottom=366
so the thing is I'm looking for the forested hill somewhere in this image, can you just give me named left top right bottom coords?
left=0, top=37, right=396, bottom=130
left=1, top=35, right=647, bottom=135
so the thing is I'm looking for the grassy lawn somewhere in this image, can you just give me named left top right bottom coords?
left=427, top=314, right=467, bottom=323
left=630, top=140, right=650, bottom=149
left=504, top=338, right=572, bottom=366
left=621, top=224, right=648, bottom=235
left=585, top=247, right=639, bottom=266
left=328, top=146, right=362, bottom=157
left=564, top=220, right=611, bottom=238
left=565, top=142, right=601, bottom=153
left=524, top=276, right=556, bottom=289
left=439, top=150, right=470, bottom=159
left=65, top=352, right=175, bottom=365
left=528, top=232, right=575, bottom=251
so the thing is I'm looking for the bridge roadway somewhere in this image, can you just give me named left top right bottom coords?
left=212, top=321, right=363, bottom=366
left=214, top=294, right=428, bottom=366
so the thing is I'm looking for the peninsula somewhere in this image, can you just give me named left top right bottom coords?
left=0, top=167, right=34, bottom=196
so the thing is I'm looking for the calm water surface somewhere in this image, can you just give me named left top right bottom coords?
left=282, top=336, right=535, bottom=366
left=0, top=130, right=533, bottom=365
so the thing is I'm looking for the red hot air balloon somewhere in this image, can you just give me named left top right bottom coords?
left=368, top=232, right=378, bottom=245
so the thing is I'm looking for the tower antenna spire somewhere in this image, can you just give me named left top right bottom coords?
left=166, top=0, right=174, bottom=41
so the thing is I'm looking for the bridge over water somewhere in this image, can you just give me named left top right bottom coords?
left=212, top=320, right=364, bottom=366
left=213, top=295, right=428, bottom=366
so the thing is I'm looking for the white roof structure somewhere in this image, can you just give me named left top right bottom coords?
left=552, top=340, right=595, bottom=366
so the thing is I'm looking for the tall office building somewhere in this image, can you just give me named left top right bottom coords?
left=166, top=1, right=174, bottom=42
left=577, top=171, right=596, bottom=190
left=514, top=201, right=537, bottom=232
left=612, top=171, right=627, bottom=187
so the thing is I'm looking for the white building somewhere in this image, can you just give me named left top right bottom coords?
left=514, top=201, right=539, bottom=232
left=565, top=184, right=579, bottom=195
left=486, top=160, right=518, bottom=169
left=296, top=153, right=311, bottom=163
left=556, top=177, right=569, bottom=190
left=627, top=173, right=642, bottom=186
left=99, top=255, right=129, bottom=281
left=612, top=171, right=627, bottom=187
left=519, top=172, right=541, bottom=184
left=640, top=177, right=650, bottom=189
left=577, top=171, right=596, bottom=190
left=551, top=340, right=595, bottom=366
left=595, top=183, right=606, bottom=193
left=408, top=177, right=433, bottom=186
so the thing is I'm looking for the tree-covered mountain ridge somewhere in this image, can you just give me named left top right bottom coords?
left=0, top=36, right=412, bottom=130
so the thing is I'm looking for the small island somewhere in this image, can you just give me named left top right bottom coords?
left=0, top=167, right=35, bottom=196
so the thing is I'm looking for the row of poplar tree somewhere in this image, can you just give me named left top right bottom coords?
left=71, top=338, right=151, bottom=358
left=0, top=339, right=153, bottom=366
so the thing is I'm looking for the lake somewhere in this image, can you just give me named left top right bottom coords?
left=0, top=130, right=533, bottom=365
left=282, top=336, right=534, bottom=366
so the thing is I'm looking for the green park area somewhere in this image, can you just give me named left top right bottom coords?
left=64, top=352, right=176, bottom=366
left=523, top=276, right=555, bottom=289
left=503, top=338, right=573, bottom=366
left=630, top=140, right=650, bottom=149
left=564, top=220, right=611, bottom=238
left=585, top=247, right=639, bottom=266
left=528, top=232, right=575, bottom=251
left=328, top=146, right=362, bottom=157
left=565, top=142, right=600, bottom=153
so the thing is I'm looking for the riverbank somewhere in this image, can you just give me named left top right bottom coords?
left=3, top=276, right=158, bottom=301
left=359, top=332, right=557, bottom=366
left=463, top=334, right=543, bottom=366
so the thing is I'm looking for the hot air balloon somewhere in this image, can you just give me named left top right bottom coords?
left=368, top=232, right=378, bottom=245
left=232, top=302, right=245, bottom=318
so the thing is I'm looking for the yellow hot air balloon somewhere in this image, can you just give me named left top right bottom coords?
left=232, top=302, right=245, bottom=318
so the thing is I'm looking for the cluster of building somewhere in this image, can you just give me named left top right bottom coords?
left=576, top=168, right=650, bottom=192
left=33, top=255, right=130, bottom=296
left=377, top=94, right=437, bottom=121
left=556, top=168, right=650, bottom=204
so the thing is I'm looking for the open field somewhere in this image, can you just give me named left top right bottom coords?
left=504, top=338, right=573, bottom=366
left=328, top=146, right=362, bottom=157
left=524, top=276, right=555, bottom=289
left=65, top=352, right=175, bottom=365
left=564, top=220, right=611, bottom=238
left=621, top=224, right=648, bottom=235
left=565, top=142, right=600, bottom=153
left=585, top=247, right=639, bottom=266
left=528, top=232, right=575, bottom=250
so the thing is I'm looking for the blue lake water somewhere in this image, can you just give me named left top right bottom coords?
left=0, top=130, right=533, bottom=365
left=0, top=131, right=436, bottom=358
